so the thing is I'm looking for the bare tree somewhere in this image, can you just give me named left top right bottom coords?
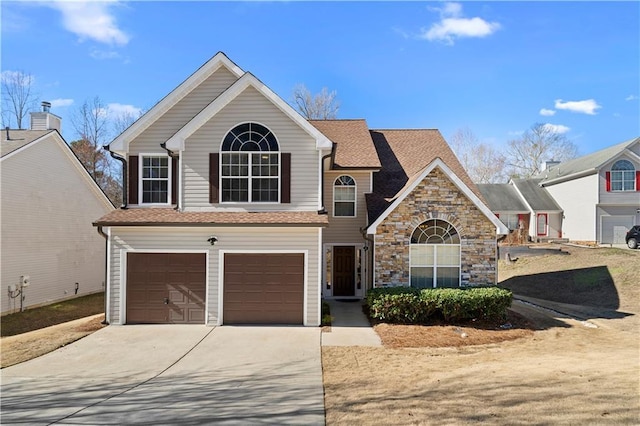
left=111, top=108, right=143, bottom=136
left=292, top=84, right=340, bottom=119
left=506, top=123, right=578, bottom=178
left=1, top=70, right=38, bottom=129
left=70, top=97, right=121, bottom=205
left=450, top=127, right=507, bottom=183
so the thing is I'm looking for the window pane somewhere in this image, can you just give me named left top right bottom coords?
left=142, top=180, right=168, bottom=203
left=251, top=178, right=278, bottom=202
left=335, top=202, right=355, bottom=216
left=410, top=245, right=433, bottom=266
left=334, top=187, right=355, bottom=201
left=436, top=267, right=460, bottom=288
left=436, top=245, right=460, bottom=266
left=411, top=267, right=434, bottom=288
left=221, top=178, right=248, bottom=202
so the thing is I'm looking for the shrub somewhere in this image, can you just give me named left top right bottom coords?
left=366, top=286, right=512, bottom=324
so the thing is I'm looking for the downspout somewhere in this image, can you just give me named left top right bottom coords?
left=160, top=143, right=180, bottom=210
left=318, top=151, right=333, bottom=214
left=104, top=145, right=128, bottom=209
left=96, top=225, right=110, bottom=325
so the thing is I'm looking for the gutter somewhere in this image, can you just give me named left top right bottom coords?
left=318, top=151, right=333, bottom=214
left=96, top=226, right=110, bottom=325
left=104, top=145, right=128, bottom=209
left=160, top=143, right=180, bottom=210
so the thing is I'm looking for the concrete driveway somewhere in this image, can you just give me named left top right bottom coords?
left=1, top=325, right=324, bottom=425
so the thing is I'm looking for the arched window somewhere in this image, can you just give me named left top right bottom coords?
left=410, top=219, right=461, bottom=288
left=611, top=159, right=636, bottom=191
left=333, top=175, right=356, bottom=217
left=221, top=123, right=279, bottom=202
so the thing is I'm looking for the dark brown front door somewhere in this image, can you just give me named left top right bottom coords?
left=333, top=246, right=355, bottom=297
left=223, top=253, right=304, bottom=324
left=126, top=253, right=206, bottom=324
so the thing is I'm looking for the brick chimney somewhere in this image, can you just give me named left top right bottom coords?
left=30, top=101, right=62, bottom=132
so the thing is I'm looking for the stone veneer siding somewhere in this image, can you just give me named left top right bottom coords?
left=374, top=167, right=497, bottom=287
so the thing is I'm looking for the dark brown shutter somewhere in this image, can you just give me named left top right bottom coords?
left=209, top=153, right=219, bottom=203
left=171, top=157, right=178, bottom=204
left=281, top=153, right=291, bottom=204
left=129, top=155, right=139, bottom=204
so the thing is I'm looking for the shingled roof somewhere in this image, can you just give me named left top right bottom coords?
left=1, top=129, right=55, bottom=157
left=365, top=129, right=482, bottom=222
left=309, top=119, right=381, bottom=169
left=477, top=184, right=529, bottom=212
left=94, top=209, right=329, bottom=226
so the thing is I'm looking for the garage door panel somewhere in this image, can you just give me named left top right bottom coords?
left=126, top=253, right=206, bottom=324
left=223, top=253, right=304, bottom=324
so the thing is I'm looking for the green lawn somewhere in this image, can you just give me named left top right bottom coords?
left=1, top=292, right=104, bottom=337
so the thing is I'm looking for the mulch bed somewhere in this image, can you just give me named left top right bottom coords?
left=373, top=310, right=536, bottom=348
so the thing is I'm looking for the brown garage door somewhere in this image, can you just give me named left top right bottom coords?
left=224, top=253, right=304, bottom=324
left=127, top=253, right=206, bottom=324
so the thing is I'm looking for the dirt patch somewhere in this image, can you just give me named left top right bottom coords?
left=323, top=246, right=640, bottom=425
left=374, top=311, right=534, bottom=348
left=1, top=314, right=105, bottom=368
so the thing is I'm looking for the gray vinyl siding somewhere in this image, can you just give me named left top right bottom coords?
left=182, top=86, right=320, bottom=211
left=1, top=135, right=113, bottom=314
left=323, top=168, right=370, bottom=244
left=128, top=67, right=239, bottom=155
left=598, top=155, right=640, bottom=205
left=108, top=226, right=320, bottom=326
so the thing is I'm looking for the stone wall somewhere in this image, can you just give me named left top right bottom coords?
left=374, top=167, right=497, bottom=287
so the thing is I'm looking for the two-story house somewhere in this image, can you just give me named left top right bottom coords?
left=94, top=52, right=507, bottom=326
left=536, top=137, right=640, bottom=244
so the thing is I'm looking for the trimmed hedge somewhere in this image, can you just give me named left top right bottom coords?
left=366, top=286, right=512, bottom=324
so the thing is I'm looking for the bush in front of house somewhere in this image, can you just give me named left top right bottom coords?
left=366, top=286, right=513, bottom=324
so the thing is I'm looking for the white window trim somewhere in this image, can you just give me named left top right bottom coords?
left=219, top=152, right=281, bottom=204
left=138, top=153, right=172, bottom=206
left=409, top=244, right=461, bottom=289
left=610, top=160, right=636, bottom=192
left=333, top=175, right=357, bottom=218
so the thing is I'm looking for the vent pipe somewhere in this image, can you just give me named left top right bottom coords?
left=42, top=101, right=51, bottom=113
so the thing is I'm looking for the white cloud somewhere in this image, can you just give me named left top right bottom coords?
left=554, top=99, right=601, bottom=115
left=105, top=103, right=142, bottom=118
left=50, top=98, right=74, bottom=108
left=625, top=94, right=638, bottom=101
left=1, top=70, right=35, bottom=86
left=420, top=2, right=500, bottom=45
left=507, top=130, right=524, bottom=137
left=542, top=123, right=570, bottom=134
left=539, top=108, right=556, bottom=117
left=90, top=48, right=121, bottom=60
left=48, top=1, right=129, bottom=46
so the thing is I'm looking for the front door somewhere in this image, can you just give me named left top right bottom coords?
left=333, top=246, right=355, bottom=296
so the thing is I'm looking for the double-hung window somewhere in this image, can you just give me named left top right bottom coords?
left=611, top=160, right=635, bottom=191
left=333, top=175, right=356, bottom=217
left=141, top=155, right=170, bottom=204
left=410, top=219, right=461, bottom=288
left=221, top=123, right=279, bottom=203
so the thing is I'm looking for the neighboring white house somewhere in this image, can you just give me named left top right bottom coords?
left=536, top=137, right=640, bottom=244
left=1, top=105, right=114, bottom=315
left=95, top=52, right=506, bottom=327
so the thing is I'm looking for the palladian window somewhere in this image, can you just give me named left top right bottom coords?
left=611, top=159, right=635, bottom=191
left=221, top=123, right=280, bottom=202
left=410, top=219, right=461, bottom=288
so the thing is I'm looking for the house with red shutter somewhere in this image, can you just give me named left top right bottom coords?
left=94, top=52, right=508, bottom=326
left=479, top=137, right=640, bottom=245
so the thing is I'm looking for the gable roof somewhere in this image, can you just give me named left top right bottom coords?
left=308, top=119, right=381, bottom=168
left=536, top=137, right=640, bottom=186
left=477, top=184, right=529, bottom=212
left=1, top=129, right=114, bottom=209
left=366, top=158, right=508, bottom=235
left=109, top=52, right=244, bottom=153
left=364, top=129, right=484, bottom=222
left=512, top=179, right=562, bottom=212
left=1, top=129, right=54, bottom=158
left=164, top=72, right=332, bottom=151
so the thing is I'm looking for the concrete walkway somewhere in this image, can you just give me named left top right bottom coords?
left=1, top=325, right=324, bottom=425
left=321, top=300, right=382, bottom=347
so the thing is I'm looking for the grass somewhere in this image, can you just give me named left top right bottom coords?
left=1, top=292, right=104, bottom=337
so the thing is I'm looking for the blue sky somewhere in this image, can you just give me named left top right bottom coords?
left=2, top=1, right=638, bottom=156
